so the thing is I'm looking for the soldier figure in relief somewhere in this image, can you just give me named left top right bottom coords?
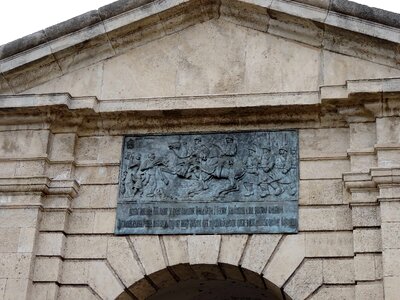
left=123, top=153, right=143, bottom=197
left=243, top=146, right=260, bottom=196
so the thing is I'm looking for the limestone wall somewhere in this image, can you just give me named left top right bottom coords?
left=1, top=92, right=399, bottom=299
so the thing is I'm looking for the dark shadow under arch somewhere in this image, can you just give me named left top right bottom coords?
left=116, top=263, right=291, bottom=300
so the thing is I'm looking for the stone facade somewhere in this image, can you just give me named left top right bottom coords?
left=1, top=0, right=400, bottom=299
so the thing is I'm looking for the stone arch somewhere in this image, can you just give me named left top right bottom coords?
left=116, top=264, right=291, bottom=300
left=84, top=233, right=327, bottom=300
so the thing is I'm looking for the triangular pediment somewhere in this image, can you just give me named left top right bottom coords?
left=1, top=0, right=400, bottom=97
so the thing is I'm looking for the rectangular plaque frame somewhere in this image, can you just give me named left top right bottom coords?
left=115, top=130, right=299, bottom=235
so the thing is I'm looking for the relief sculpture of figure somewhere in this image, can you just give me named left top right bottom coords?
left=285, top=147, right=298, bottom=196
left=123, top=153, right=143, bottom=198
left=140, top=153, right=169, bottom=198
left=259, top=146, right=293, bottom=197
left=242, top=146, right=259, bottom=196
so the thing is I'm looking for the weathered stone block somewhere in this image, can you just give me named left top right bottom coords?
left=310, top=286, right=354, bottom=300
left=350, top=154, right=377, bottom=172
left=263, top=234, right=305, bottom=288
left=299, top=206, right=352, bottom=231
left=352, top=205, right=380, bottom=227
left=378, top=150, right=400, bottom=168
left=354, top=254, right=378, bottom=281
left=379, top=223, right=398, bottom=250
left=93, top=210, right=115, bottom=233
left=31, top=283, right=59, bottom=300
left=354, top=228, right=382, bottom=253
left=382, top=249, right=400, bottom=277
left=75, top=166, right=119, bottom=184
left=88, top=261, right=125, bottom=300
left=60, top=260, right=88, bottom=284
left=72, top=184, right=118, bottom=208
left=323, top=258, right=354, bottom=284
left=384, top=276, right=400, bottom=300
left=0, top=208, right=39, bottom=228
left=305, top=232, right=354, bottom=257
left=218, top=235, right=248, bottom=265
left=188, top=235, right=221, bottom=265
left=349, top=122, right=376, bottom=150
left=48, top=133, right=76, bottom=161
left=284, top=259, right=323, bottom=300
left=14, top=160, right=46, bottom=177
left=300, top=159, right=350, bottom=179
left=241, top=235, right=281, bottom=273
left=0, top=130, right=49, bottom=159
left=40, top=211, right=69, bottom=232
left=2, top=279, right=30, bottom=300
left=376, top=117, right=400, bottom=144
left=162, top=236, right=189, bottom=266
left=37, top=232, right=66, bottom=257
left=299, top=128, right=349, bottom=158
left=107, top=237, right=144, bottom=287
left=33, top=257, right=62, bottom=282
left=0, top=228, right=19, bottom=253
left=76, top=136, right=123, bottom=164
left=0, top=253, right=32, bottom=279
left=67, top=210, right=95, bottom=234
left=355, top=282, right=383, bottom=300
left=65, top=236, right=107, bottom=259
left=58, top=286, right=98, bottom=300
left=380, top=201, right=400, bottom=222
left=17, top=227, right=37, bottom=253
left=299, top=179, right=344, bottom=205
left=130, top=236, right=166, bottom=274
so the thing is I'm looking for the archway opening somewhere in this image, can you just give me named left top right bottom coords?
left=117, top=263, right=289, bottom=300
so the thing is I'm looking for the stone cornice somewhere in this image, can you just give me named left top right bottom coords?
left=0, top=77, right=399, bottom=115
left=1, top=0, right=400, bottom=94
left=0, top=177, right=80, bottom=198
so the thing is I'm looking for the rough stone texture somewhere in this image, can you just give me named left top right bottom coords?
left=352, top=205, right=380, bottom=227
left=383, top=276, right=400, bottom=300
left=354, top=228, right=382, bottom=253
left=310, top=285, right=355, bottom=299
left=355, top=282, right=384, bottom=300
left=241, top=235, right=281, bottom=273
left=300, top=159, right=350, bottom=179
left=218, top=235, right=248, bottom=266
left=299, top=179, right=345, bottom=205
left=37, top=233, right=66, bottom=257
left=305, top=232, right=354, bottom=257
left=130, top=236, right=166, bottom=274
left=299, top=206, right=352, bottom=231
left=284, top=259, right=323, bottom=300
left=323, top=258, right=355, bottom=284
left=107, top=237, right=144, bottom=287
left=263, top=234, right=305, bottom=288
left=188, top=235, right=221, bottom=265
left=163, top=236, right=189, bottom=266
left=355, top=254, right=382, bottom=281
left=299, top=128, right=349, bottom=158
left=58, top=286, right=98, bottom=300
left=73, top=184, right=118, bottom=208
left=64, top=236, right=107, bottom=258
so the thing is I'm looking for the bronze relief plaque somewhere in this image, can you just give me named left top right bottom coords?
left=115, top=130, right=299, bottom=234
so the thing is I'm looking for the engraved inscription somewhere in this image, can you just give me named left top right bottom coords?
left=116, top=130, right=299, bottom=234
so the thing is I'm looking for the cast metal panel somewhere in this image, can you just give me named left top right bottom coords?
left=115, top=130, right=299, bottom=234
